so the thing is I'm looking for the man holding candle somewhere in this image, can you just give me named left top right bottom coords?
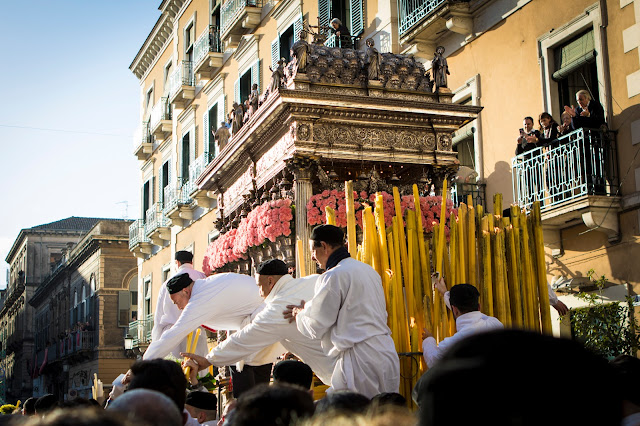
left=283, top=224, right=400, bottom=398
left=143, top=272, right=282, bottom=397
left=181, top=259, right=337, bottom=388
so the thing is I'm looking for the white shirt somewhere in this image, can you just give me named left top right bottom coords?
left=207, top=274, right=337, bottom=385
left=152, top=264, right=208, bottom=358
left=422, top=307, right=503, bottom=368
left=144, top=273, right=280, bottom=366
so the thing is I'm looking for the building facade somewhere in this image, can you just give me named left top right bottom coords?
left=1, top=218, right=113, bottom=402
left=128, top=0, right=639, bottom=350
left=28, top=220, right=137, bottom=401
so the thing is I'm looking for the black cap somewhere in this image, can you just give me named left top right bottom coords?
left=166, top=273, right=193, bottom=294
left=175, top=250, right=194, bottom=263
left=449, top=284, right=480, bottom=312
left=273, top=360, right=314, bottom=389
left=310, top=225, right=344, bottom=245
left=185, top=391, right=218, bottom=411
left=256, top=259, right=288, bottom=276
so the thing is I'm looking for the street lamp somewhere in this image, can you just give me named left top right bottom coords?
left=124, top=335, right=133, bottom=351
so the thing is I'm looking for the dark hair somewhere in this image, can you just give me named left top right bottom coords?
left=24, top=407, right=134, bottom=426
left=414, top=330, right=621, bottom=426
left=273, top=360, right=314, bottom=389
left=523, top=116, right=534, bottom=124
left=538, top=112, right=558, bottom=131
left=35, top=394, right=59, bottom=414
left=129, top=359, right=187, bottom=411
left=315, top=391, right=370, bottom=415
left=23, top=397, right=37, bottom=415
left=371, top=392, right=406, bottom=408
left=175, top=250, right=194, bottom=263
left=448, top=284, right=480, bottom=313
left=232, top=383, right=315, bottom=426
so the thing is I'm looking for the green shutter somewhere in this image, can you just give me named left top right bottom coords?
left=318, top=0, right=330, bottom=31
left=350, top=0, right=364, bottom=36
left=294, top=15, right=304, bottom=41
left=203, top=108, right=210, bottom=157
left=234, top=78, right=241, bottom=104
left=252, top=59, right=261, bottom=93
left=271, top=37, right=280, bottom=70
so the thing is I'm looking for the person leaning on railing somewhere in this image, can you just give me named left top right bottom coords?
left=537, top=112, right=559, bottom=149
left=557, top=111, right=574, bottom=137
left=515, top=116, right=541, bottom=156
left=330, top=18, right=352, bottom=48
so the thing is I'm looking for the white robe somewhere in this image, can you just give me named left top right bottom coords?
left=151, top=264, right=209, bottom=358
left=422, top=301, right=503, bottom=368
left=295, top=257, right=400, bottom=398
left=207, top=274, right=337, bottom=386
left=144, top=273, right=282, bottom=366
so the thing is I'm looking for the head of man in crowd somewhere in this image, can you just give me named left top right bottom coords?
left=273, top=360, right=314, bottom=390
left=167, top=273, right=195, bottom=310
left=256, top=259, right=289, bottom=298
left=24, top=407, right=135, bottom=426
left=35, top=394, right=59, bottom=416
left=448, top=284, right=480, bottom=319
left=522, top=116, right=534, bottom=133
left=127, top=359, right=188, bottom=424
left=175, top=250, right=194, bottom=268
left=315, top=391, right=371, bottom=415
left=576, top=89, right=591, bottom=109
left=231, top=383, right=315, bottom=426
left=309, top=225, right=345, bottom=269
left=107, top=389, right=183, bottom=426
left=185, top=391, right=218, bottom=424
left=22, top=397, right=36, bottom=416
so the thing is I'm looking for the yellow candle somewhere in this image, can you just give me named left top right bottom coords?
left=532, top=202, right=553, bottom=334
left=467, top=205, right=476, bottom=287
left=296, top=239, right=306, bottom=277
left=325, top=205, right=336, bottom=225
left=435, top=179, right=448, bottom=275
left=345, top=181, right=357, bottom=257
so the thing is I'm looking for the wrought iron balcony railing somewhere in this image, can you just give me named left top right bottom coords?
left=398, top=0, right=447, bottom=37
left=128, top=316, right=153, bottom=347
left=128, top=219, right=149, bottom=249
left=150, top=97, right=171, bottom=129
left=195, top=26, right=222, bottom=65
left=451, top=182, right=486, bottom=208
left=323, top=33, right=360, bottom=49
left=221, top=0, right=263, bottom=36
left=511, top=128, right=618, bottom=212
left=168, top=61, right=194, bottom=99
left=145, top=203, right=170, bottom=237
left=189, top=153, right=214, bottom=187
left=163, top=179, right=193, bottom=214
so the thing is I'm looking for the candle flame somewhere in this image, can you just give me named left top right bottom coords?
left=410, top=317, right=416, bottom=328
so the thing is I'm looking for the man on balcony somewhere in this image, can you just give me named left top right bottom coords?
left=152, top=251, right=208, bottom=358
left=180, top=259, right=337, bottom=390
left=564, top=89, right=605, bottom=130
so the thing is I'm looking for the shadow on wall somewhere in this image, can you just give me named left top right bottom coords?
left=485, top=160, right=512, bottom=210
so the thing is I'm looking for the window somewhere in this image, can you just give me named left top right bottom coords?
left=552, top=30, right=599, bottom=114
left=160, top=160, right=171, bottom=204
left=205, top=103, right=218, bottom=159
left=164, top=62, right=173, bottom=92
left=280, top=25, right=295, bottom=64
left=90, top=275, right=96, bottom=295
left=162, top=265, right=171, bottom=282
left=271, top=18, right=304, bottom=69
left=318, top=0, right=364, bottom=43
left=145, top=87, right=154, bottom=111
left=210, top=2, right=220, bottom=26
left=142, top=179, right=152, bottom=217
left=143, top=278, right=152, bottom=318
left=185, top=23, right=195, bottom=63
left=239, top=70, right=252, bottom=104
left=181, top=132, right=191, bottom=181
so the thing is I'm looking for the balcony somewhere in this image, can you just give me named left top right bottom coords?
left=133, top=122, right=153, bottom=161
left=129, top=219, right=152, bottom=258
left=128, top=315, right=153, bottom=348
left=163, top=179, right=195, bottom=227
left=398, top=0, right=472, bottom=53
left=188, top=154, right=218, bottom=209
left=220, top=0, right=263, bottom=49
left=194, top=26, right=224, bottom=79
left=168, top=61, right=195, bottom=108
left=145, top=203, right=171, bottom=246
left=323, top=34, right=361, bottom=50
left=149, top=97, right=172, bottom=142
left=512, top=128, right=620, bottom=241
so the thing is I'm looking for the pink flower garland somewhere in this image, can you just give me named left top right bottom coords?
left=203, top=199, right=294, bottom=273
left=307, top=190, right=456, bottom=235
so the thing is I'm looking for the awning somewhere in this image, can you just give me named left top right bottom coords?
left=552, top=30, right=596, bottom=81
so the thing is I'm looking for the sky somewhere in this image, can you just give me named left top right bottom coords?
left=0, top=1, right=161, bottom=289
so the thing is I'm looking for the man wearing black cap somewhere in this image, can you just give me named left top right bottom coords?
left=422, top=277, right=502, bottom=368
left=151, top=250, right=208, bottom=358
left=182, top=259, right=336, bottom=390
left=185, top=391, right=218, bottom=425
left=143, top=272, right=282, bottom=374
left=283, top=224, right=400, bottom=398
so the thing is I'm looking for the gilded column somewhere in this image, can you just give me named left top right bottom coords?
left=287, top=156, right=316, bottom=278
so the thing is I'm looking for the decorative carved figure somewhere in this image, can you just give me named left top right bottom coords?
left=291, top=30, right=310, bottom=73
left=232, top=102, right=243, bottom=134
left=433, top=46, right=450, bottom=89
left=214, top=122, right=230, bottom=150
left=249, top=83, right=259, bottom=114
left=268, top=58, right=286, bottom=94
left=365, top=38, right=381, bottom=80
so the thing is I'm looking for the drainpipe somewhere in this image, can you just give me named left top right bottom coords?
left=598, top=0, right=613, bottom=125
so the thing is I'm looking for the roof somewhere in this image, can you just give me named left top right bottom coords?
left=6, top=217, right=129, bottom=263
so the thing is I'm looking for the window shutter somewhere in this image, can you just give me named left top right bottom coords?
left=252, top=59, right=261, bottom=93
left=318, top=0, right=330, bottom=31
left=350, top=0, right=364, bottom=36
left=203, top=108, right=210, bottom=157
left=151, top=176, right=156, bottom=206
left=234, top=78, right=241, bottom=104
left=271, top=37, right=280, bottom=70
left=294, top=15, right=304, bottom=41
left=118, top=291, right=130, bottom=327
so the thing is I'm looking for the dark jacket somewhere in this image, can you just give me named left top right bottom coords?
left=539, top=126, right=559, bottom=149
left=515, top=130, right=541, bottom=156
left=572, top=99, right=605, bottom=129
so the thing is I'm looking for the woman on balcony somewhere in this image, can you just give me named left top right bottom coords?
left=538, top=112, right=559, bottom=149
left=330, top=18, right=352, bottom=48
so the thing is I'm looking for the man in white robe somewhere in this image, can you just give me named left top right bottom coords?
left=144, top=272, right=282, bottom=396
left=284, top=225, right=400, bottom=398
left=422, top=277, right=503, bottom=368
left=181, top=259, right=337, bottom=387
left=151, top=250, right=208, bottom=358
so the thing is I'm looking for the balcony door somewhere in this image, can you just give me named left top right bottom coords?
left=318, top=0, right=364, bottom=38
left=181, top=132, right=191, bottom=183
